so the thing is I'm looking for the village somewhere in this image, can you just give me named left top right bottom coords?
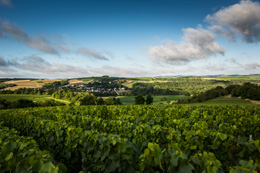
left=68, top=81, right=129, bottom=95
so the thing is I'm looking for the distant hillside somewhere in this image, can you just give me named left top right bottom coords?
left=1, top=75, right=260, bottom=95
left=1, top=79, right=60, bottom=90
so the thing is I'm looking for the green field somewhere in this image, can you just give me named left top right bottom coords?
left=118, top=95, right=253, bottom=105
left=0, top=94, right=70, bottom=104
left=191, top=97, right=252, bottom=105
left=0, top=94, right=51, bottom=102
left=1, top=94, right=255, bottom=106
left=118, top=95, right=188, bottom=104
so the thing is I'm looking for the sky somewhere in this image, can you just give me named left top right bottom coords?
left=0, top=0, right=260, bottom=78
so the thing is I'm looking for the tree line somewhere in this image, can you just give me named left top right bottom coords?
left=0, top=79, right=69, bottom=95
left=177, top=82, right=260, bottom=103
left=51, top=90, right=122, bottom=105
left=131, top=83, right=190, bottom=96
left=0, top=88, right=45, bottom=95
left=134, top=94, right=153, bottom=105
left=0, top=83, right=16, bottom=90
left=0, top=98, right=65, bottom=109
left=80, top=95, right=122, bottom=105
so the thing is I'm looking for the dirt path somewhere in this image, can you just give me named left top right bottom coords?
left=248, top=100, right=260, bottom=105
left=46, top=97, right=71, bottom=104
left=224, top=95, right=260, bottom=105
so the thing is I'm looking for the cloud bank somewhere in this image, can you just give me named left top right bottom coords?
left=245, top=62, right=260, bottom=70
left=230, top=58, right=260, bottom=71
left=1, top=55, right=259, bottom=78
left=207, top=0, right=260, bottom=43
left=148, top=0, right=260, bottom=66
left=148, top=27, right=225, bottom=65
left=1, top=55, right=90, bottom=78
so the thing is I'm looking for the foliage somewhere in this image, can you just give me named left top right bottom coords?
left=146, top=94, right=153, bottom=105
left=104, top=97, right=122, bottom=105
left=0, top=103, right=260, bottom=172
left=0, top=124, right=62, bottom=172
left=14, top=99, right=35, bottom=108
left=0, top=83, right=16, bottom=90
left=119, top=95, right=188, bottom=105
left=178, top=82, right=260, bottom=104
left=97, top=97, right=105, bottom=105
left=42, top=79, right=69, bottom=90
left=135, top=94, right=145, bottom=105
left=80, top=94, right=96, bottom=105
left=52, top=90, right=90, bottom=104
left=126, top=76, right=260, bottom=96
left=85, top=80, right=126, bottom=90
left=0, top=80, right=68, bottom=95
left=0, top=98, right=65, bottom=109
left=131, top=83, right=189, bottom=96
left=0, top=88, right=42, bottom=95
left=231, top=82, right=260, bottom=100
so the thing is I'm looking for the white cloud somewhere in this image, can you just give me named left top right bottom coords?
left=0, top=56, right=8, bottom=66
left=230, top=58, right=244, bottom=67
left=245, top=62, right=260, bottom=70
left=88, top=64, right=210, bottom=77
left=77, top=47, right=110, bottom=61
left=0, top=68, right=19, bottom=77
left=0, top=57, right=19, bottom=77
left=229, top=59, right=260, bottom=71
left=0, top=0, right=12, bottom=7
left=148, top=27, right=225, bottom=65
left=203, top=64, right=226, bottom=71
left=0, top=20, right=71, bottom=55
left=1, top=20, right=115, bottom=60
left=8, top=55, right=89, bottom=78
left=206, top=0, right=260, bottom=43
left=0, top=21, right=58, bottom=54
left=88, top=66, right=149, bottom=77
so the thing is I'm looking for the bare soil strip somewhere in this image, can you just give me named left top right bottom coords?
left=224, top=95, right=260, bottom=105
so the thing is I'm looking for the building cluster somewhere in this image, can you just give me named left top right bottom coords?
left=69, top=83, right=128, bottom=95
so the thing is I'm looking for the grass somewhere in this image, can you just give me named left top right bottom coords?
left=0, top=94, right=254, bottom=106
left=118, top=95, right=188, bottom=105
left=68, top=79, right=84, bottom=84
left=0, top=94, right=70, bottom=104
left=47, top=97, right=71, bottom=105
left=0, top=94, right=51, bottom=102
left=190, top=97, right=252, bottom=105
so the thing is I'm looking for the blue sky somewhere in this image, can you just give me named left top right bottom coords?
left=0, top=0, right=260, bottom=78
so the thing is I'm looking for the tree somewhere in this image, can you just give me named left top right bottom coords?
left=97, top=97, right=105, bottom=105
left=0, top=98, right=9, bottom=109
left=80, top=94, right=96, bottom=105
left=104, top=97, right=122, bottom=105
left=146, top=94, right=153, bottom=105
left=114, top=98, right=122, bottom=105
left=14, top=99, right=35, bottom=108
left=135, top=94, right=145, bottom=105
left=225, top=85, right=239, bottom=94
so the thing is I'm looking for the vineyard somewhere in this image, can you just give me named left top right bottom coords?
left=0, top=105, right=260, bottom=172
